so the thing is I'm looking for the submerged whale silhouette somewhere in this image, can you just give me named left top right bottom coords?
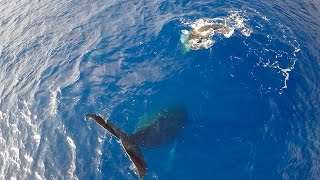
left=86, top=105, right=187, bottom=179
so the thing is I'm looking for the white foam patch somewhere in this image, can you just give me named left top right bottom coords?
left=0, top=137, right=5, bottom=145
left=224, top=28, right=235, bottom=38
left=0, top=111, right=3, bottom=119
left=33, top=134, right=41, bottom=143
left=180, top=11, right=252, bottom=51
left=97, top=137, right=103, bottom=143
left=10, top=124, right=19, bottom=133
left=34, top=172, right=43, bottom=180
left=66, top=136, right=76, bottom=150
left=24, top=154, right=33, bottom=163
left=260, top=57, right=297, bottom=94
left=252, top=15, right=301, bottom=94
left=96, top=149, right=102, bottom=155
left=241, top=28, right=252, bottom=37
left=48, top=88, right=60, bottom=116
left=66, top=136, right=78, bottom=179
left=23, top=100, right=32, bottom=117
left=10, top=147, right=19, bottom=155
left=94, top=134, right=107, bottom=174
left=9, top=147, right=21, bottom=170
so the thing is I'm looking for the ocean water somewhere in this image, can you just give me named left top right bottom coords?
left=0, top=0, right=320, bottom=179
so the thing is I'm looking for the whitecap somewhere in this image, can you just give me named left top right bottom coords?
left=34, top=172, right=43, bottom=180
left=66, top=136, right=78, bottom=179
left=33, top=134, right=41, bottom=143
left=24, top=154, right=33, bottom=163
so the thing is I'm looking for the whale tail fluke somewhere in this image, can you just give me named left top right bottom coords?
left=85, top=114, right=127, bottom=139
left=85, top=114, right=147, bottom=180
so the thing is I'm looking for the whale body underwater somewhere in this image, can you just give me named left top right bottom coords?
left=86, top=105, right=187, bottom=179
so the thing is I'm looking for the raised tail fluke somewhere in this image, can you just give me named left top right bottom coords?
left=85, top=114, right=147, bottom=180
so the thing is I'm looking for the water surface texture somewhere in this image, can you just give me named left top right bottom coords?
left=0, top=0, right=319, bottom=179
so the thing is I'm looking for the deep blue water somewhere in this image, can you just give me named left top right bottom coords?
left=0, top=0, right=319, bottom=180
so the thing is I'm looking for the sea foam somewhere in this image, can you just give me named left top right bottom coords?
left=180, top=11, right=252, bottom=51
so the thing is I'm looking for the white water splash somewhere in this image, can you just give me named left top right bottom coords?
left=180, top=11, right=252, bottom=51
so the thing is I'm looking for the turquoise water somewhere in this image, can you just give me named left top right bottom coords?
left=0, top=0, right=319, bottom=179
